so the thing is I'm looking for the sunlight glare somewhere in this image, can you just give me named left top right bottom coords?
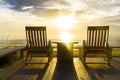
left=55, top=15, right=77, bottom=30
left=59, top=32, right=73, bottom=43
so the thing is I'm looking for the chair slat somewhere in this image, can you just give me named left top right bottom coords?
left=33, top=30, right=36, bottom=47
left=40, top=30, right=43, bottom=47
left=36, top=30, right=39, bottom=47
left=97, top=30, right=101, bottom=47
left=43, top=30, right=45, bottom=47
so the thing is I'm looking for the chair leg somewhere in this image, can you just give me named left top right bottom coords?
left=84, top=57, right=86, bottom=65
left=48, top=53, right=51, bottom=63
left=107, top=52, right=110, bottom=65
left=83, top=53, right=86, bottom=65
left=25, top=53, right=28, bottom=65
left=25, top=53, right=32, bottom=64
left=104, top=52, right=110, bottom=65
left=28, top=55, right=32, bottom=62
left=48, top=50, right=53, bottom=63
left=48, top=55, right=52, bottom=63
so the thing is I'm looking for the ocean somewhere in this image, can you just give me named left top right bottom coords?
left=0, top=39, right=120, bottom=49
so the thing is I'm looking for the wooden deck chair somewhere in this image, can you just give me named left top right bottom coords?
left=25, top=26, right=52, bottom=64
left=83, top=26, right=110, bottom=65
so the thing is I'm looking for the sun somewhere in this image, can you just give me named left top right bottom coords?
left=59, top=32, right=73, bottom=43
left=55, top=15, right=76, bottom=43
left=55, top=15, right=77, bottom=30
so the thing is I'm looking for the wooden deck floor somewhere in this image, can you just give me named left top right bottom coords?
left=0, top=57, right=120, bottom=80
left=85, top=58, right=120, bottom=80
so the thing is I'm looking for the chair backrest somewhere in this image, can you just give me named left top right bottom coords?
left=25, top=26, right=47, bottom=48
left=87, top=26, right=109, bottom=47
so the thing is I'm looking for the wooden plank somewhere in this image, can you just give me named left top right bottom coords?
left=1, top=57, right=120, bottom=80
left=92, top=30, right=95, bottom=46
left=74, top=58, right=92, bottom=80
left=98, top=30, right=100, bottom=46
left=39, top=31, right=42, bottom=47
left=0, top=46, right=25, bottom=57
left=36, top=30, right=39, bottom=47
left=42, top=58, right=57, bottom=80
left=0, top=59, right=25, bottom=80
left=34, top=30, right=37, bottom=47
left=85, top=58, right=120, bottom=80
left=94, top=30, right=97, bottom=47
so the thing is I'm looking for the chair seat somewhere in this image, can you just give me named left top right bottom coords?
left=86, top=50, right=105, bottom=52
left=85, top=46, right=108, bottom=51
left=27, top=47, right=50, bottom=52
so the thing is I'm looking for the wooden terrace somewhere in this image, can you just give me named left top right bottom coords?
left=0, top=46, right=120, bottom=80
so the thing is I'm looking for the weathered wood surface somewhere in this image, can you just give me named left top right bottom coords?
left=0, top=58, right=91, bottom=80
left=85, top=58, right=120, bottom=80
left=1, top=57, right=120, bottom=80
left=0, top=46, right=25, bottom=65
left=0, top=59, right=25, bottom=80
left=0, top=46, right=25, bottom=57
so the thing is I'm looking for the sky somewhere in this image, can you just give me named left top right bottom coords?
left=0, top=0, right=120, bottom=43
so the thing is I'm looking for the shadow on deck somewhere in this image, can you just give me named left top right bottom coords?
left=52, top=62, right=78, bottom=80
left=0, top=57, right=120, bottom=80
left=85, top=58, right=120, bottom=80
left=0, top=58, right=90, bottom=80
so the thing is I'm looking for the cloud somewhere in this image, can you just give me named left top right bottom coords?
left=80, top=0, right=120, bottom=15
left=32, top=8, right=72, bottom=19
left=3, top=0, right=71, bottom=18
left=1, top=0, right=120, bottom=26
left=1, top=0, right=120, bottom=40
left=4, top=0, right=69, bottom=11
left=3, top=0, right=120, bottom=20
left=0, top=0, right=14, bottom=8
left=21, top=6, right=34, bottom=10
left=4, top=0, right=45, bottom=10
left=93, top=15, right=120, bottom=28
left=0, top=8, right=54, bottom=39
left=0, top=8, right=40, bottom=23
